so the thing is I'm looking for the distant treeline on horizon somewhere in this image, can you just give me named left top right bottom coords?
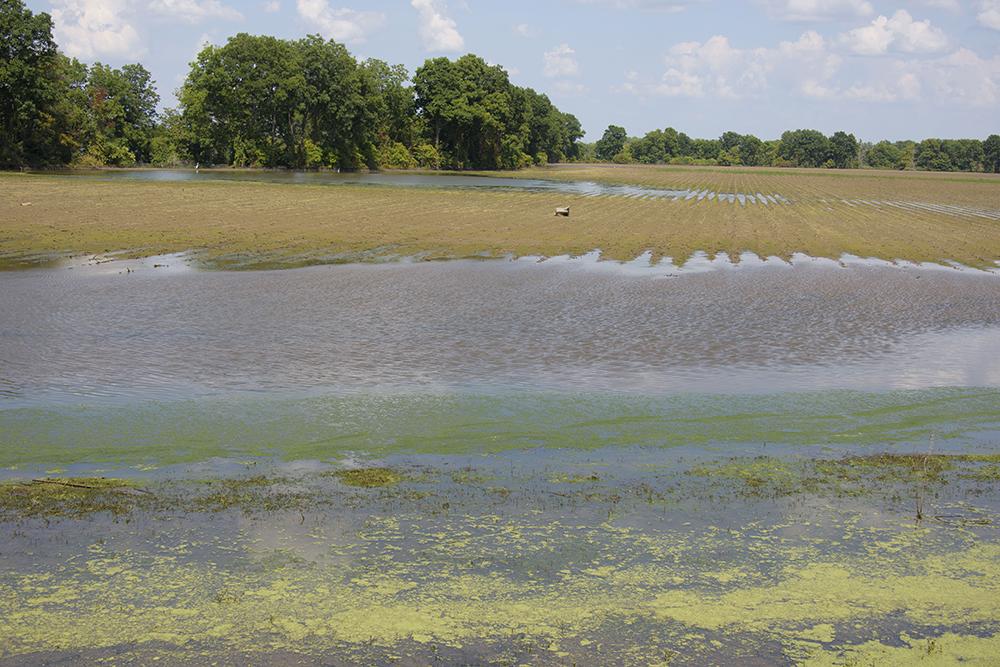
left=2, top=0, right=998, bottom=174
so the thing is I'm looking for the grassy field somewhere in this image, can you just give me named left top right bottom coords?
left=2, top=165, right=999, bottom=269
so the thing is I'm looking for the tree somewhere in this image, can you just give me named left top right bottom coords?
left=915, top=139, right=953, bottom=171
left=594, top=125, right=626, bottom=161
left=0, top=0, right=59, bottom=166
left=865, top=140, right=904, bottom=170
left=84, top=62, right=159, bottom=164
left=720, top=131, right=742, bottom=153
left=985, top=134, right=1000, bottom=174
left=737, top=134, right=765, bottom=167
left=779, top=129, right=830, bottom=168
left=829, top=131, right=858, bottom=169
left=630, top=129, right=665, bottom=164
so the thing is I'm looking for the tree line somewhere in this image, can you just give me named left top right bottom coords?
left=2, top=0, right=581, bottom=170
left=2, top=0, right=997, bottom=173
left=590, top=125, right=1000, bottom=173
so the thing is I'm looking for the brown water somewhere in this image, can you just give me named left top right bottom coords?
left=1, top=257, right=998, bottom=405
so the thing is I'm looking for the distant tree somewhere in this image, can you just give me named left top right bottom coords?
left=779, top=129, right=830, bottom=168
left=915, top=139, right=954, bottom=171
left=829, top=131, right=858, bottom=169
left=985, top=134, right=1000, bottom=173
left=630, top=129, right=665, bottom=164
left=942, top=139, right=983, bottom=172
left=737, top=134, right=765, bottom=166
left=719, top=131, right=742, bottom=153
left=560, top=112, right=584, bottom=161
left=692, top=138, right=720, bottom=161
left=595, top=124, right=627, bottom=161
left=865, top=140, right=905, bottom=170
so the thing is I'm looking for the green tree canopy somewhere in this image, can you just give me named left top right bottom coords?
left=595, top=125, right=626, bottom=161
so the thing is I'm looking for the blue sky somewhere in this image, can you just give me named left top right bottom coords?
left=26, top=0, right=1000, bottom=141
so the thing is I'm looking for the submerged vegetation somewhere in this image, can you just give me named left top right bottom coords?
left=333, top=467, right=403, bottom=488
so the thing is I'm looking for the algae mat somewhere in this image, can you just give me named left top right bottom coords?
left=2, top=168, right=1000, bottom=267
left=2, top=448, right=1000, bottom=665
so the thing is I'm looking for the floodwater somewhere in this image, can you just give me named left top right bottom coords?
left=3, top=255, right=1000, bottom=665
left=40, top=168, right=1000, bottom=219
left=48, top=167, right=692, bottom=198
left=2, top=256, right=999, bottom=405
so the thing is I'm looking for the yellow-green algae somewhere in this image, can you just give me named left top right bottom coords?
left=2, top=530, right=999, bottom=662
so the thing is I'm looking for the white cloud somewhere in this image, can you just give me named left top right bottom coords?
left=622, top=17, right=999, bottom=111
left=148, top=0, right=243, bottom=22
left=919, top=48, right=1000, bottom=106
left=841, top=10, right=947, bottom=55
left=263, top=0, right=281, bottom=12
left=513, top=23, right=534, bottom=37
left=50, top=0, right=142, bottom=58
left=296, top=0, right=385, bottom=44
left=641, top=31, right=840, bottom=100
left=757, top=0, right=874, bottom=21
left=543, top=44, right=579, bottom=77
left=978, top=1, right=1000, bottom=30
left=411, top=0, right=464, bottom=52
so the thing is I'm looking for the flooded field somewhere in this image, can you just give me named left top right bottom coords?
left=34, top=167, right=1000, bottom=220
left=3, top=168, right=1000, bottom=268
left=2, top=254, right=1000, bottom=664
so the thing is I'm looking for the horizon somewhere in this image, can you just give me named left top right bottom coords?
left=23, top=0, right=1000, bottom=143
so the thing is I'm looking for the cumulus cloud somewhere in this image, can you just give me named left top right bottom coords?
left=411, top=0, right=464, bottom=52
left=842, top=10, right=948, bottom=55
left=621, top=26, right=998, bottom=109
left=644, top=31, right=839, bottom=99
left=979, top=1, right=1000, bottom=30
left=263, top=0, right=281, bottom=12
left=296, top=1, right=384, bottom=44
left=756, top=0, right=874, bottom=21
left=148, top=0, right=243, bottom=22
left=543, top=44, right=579, bottom=77
left=49, top=0, right=142, bottom=58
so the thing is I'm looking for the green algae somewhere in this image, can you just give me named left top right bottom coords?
left=1, top=450, right=997, bottom=663
left=2, top=388, right=998, bottom=467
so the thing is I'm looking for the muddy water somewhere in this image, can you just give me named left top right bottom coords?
left=1, top=258, right=999, bottom=405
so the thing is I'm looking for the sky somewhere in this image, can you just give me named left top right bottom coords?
left=25, top=0, right=1000, bottom=142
